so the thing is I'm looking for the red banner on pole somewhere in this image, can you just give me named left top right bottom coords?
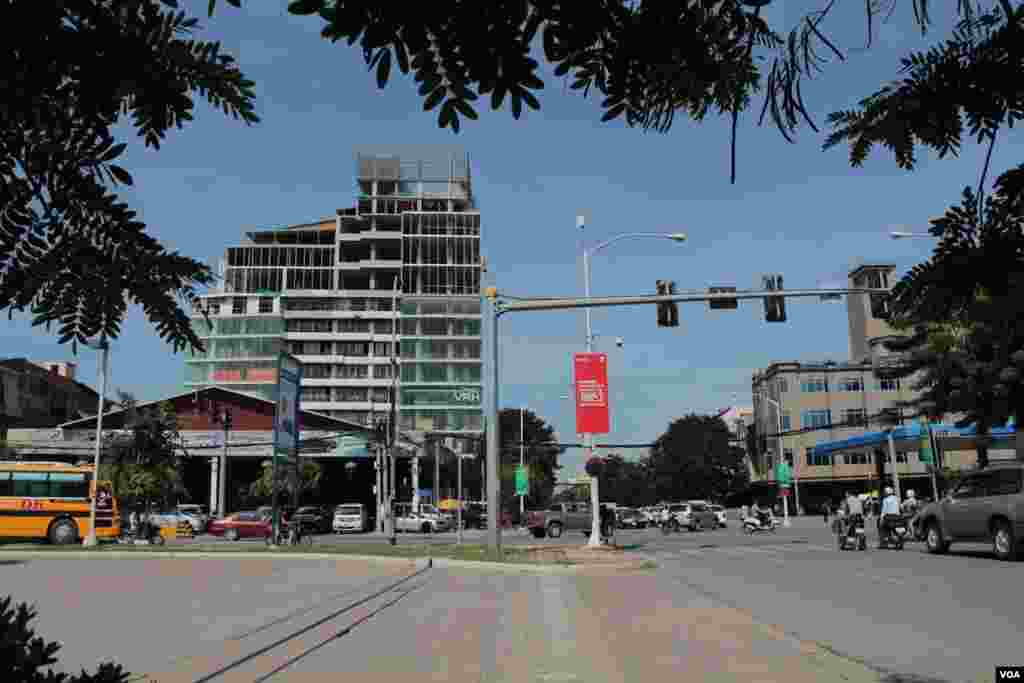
left=574, top=352, right=610, bottom=434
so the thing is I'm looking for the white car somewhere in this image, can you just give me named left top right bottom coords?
left=333, top=503, right=368, bottom=533
left=394, top=504, right=452, bottom=533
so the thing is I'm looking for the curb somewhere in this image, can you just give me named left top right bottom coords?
left=0, top=550, right=652, bottom=574
left=429, top=557, right=582, bottom=574
left=0, top=551, right=420, bottom=565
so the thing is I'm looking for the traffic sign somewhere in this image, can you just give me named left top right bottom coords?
left=918, top=415, right=935, bottom=464
left=515, top=465, right=529, bottom=496
left=774, top=461, right=792, bottom=487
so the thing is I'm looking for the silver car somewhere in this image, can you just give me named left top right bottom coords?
left=917, top=462, right=1024, bottom=561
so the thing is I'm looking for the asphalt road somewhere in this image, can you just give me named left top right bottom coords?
left=634, top=516, right=1022, bottom=683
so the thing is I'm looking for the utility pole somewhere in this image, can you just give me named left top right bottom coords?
left=457, top=445, right=464, bottom=545
left=580, top=216, right=602, bottom=548
left=519, top=406, right=526, bottom=518
left=435, top=438, right=441, bottom=505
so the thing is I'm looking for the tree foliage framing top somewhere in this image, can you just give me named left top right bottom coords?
left=1, top=0, right=258, bottom=354
left=277, top=0, right=979, bottom=182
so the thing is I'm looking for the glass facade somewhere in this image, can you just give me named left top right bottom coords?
left=184, top=305, right=284, bottom=400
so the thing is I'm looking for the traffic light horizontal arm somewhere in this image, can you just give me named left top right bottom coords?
left=494, top=288, right=888, bottom=313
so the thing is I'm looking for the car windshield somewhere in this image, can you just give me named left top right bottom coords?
left=337, top=506, right=362, bottom=515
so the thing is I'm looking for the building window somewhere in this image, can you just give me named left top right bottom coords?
left=876, top=378, right=899, bottom=392
left=777, top=378, right=788, bottom=394
left=780, top=413, right=791, bottom=431
left=373, top=365, right=392, bottom=379
left=338, top=342, right=368, bottom=356
left=373, top=342, right=391, bottom=357
left=373, top=320, right=393, bottom=334
left=232, top=297, right=246, bottom=315
left=839, top=376, right=863, bottom=392
left=337, top=318, right=371, bottom=333
left=319, top=341, right=334, bottom=355
left=801, top=409, right=831, bottom=429
left=258, top=297, right=274, bottom=314
left=303, top=364, right=332, bottom=379
left=783, top=449, right=794, bottom=466
left=336, top=365, right=368, bottom=379
left=807, top=448, right=832, bottom=467
left=840, top=409, right=867, bottom=426
left=336, top=388, right=368, bottom=402
left=300, top=388, right=331, bottom=402
left=801, top=377, right=827, bottom=393
left=371, top=388, right=390, bottom=403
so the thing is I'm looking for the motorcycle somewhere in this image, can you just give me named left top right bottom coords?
left=878, top=514, right=909, bottom=550
left=838, top=515, right=867, bottom=551
left=742, top=516, right=778, bottom=534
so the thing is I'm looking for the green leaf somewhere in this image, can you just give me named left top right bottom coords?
left=208, top=0, right=216, bottom=17
left=376, top=49, right=391, bottom=88
left=101, top=143, right=127, bottom=162
left=453, top=99, right=478, bottom=120
left=601, top=104, right=626, bottom=122
left=109, top=165, right=134, bottom=186
left=288, top=0, right=322, bottom=15
left=490, top=85, right=507, bottom=110
left=423, top=87, right=445, bottom=111
left=520, top=89, right=540, bottom=111
left=511, top=92, right=523, bottom=119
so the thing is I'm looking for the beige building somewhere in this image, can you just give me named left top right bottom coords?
left=751, top=264, right=928, bottom=500
left=750, top=263, right=1014, bottom=506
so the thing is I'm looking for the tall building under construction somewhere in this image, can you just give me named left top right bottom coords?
left=184, top=147, right=483, bottom=449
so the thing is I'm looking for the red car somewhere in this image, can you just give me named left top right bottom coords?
left=207, top=511, right=272, bottom=541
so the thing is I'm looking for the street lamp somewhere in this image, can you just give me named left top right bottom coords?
left=757, top=390, right=791, bottom=528
left=82, top=335, right=110, bottom=547
left=579, top=216, right=687, bottom=547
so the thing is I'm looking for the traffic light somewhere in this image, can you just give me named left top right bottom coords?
left=656, top=280, right=679, bottom=327
left=708, top=286, right=738, bottom=310
left=763, top=274, right=787, bottom=322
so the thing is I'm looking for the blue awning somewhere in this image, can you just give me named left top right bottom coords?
left=812, top=421, right=1016, bottom=457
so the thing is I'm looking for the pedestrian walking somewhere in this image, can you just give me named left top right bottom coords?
left=822, top=502, right=830, bottom=525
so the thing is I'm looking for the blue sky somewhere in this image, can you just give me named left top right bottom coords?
left=5, top=2, right=1020, bottom=475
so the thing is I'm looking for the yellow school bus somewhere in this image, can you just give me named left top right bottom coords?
left=0, top=461, right=121, bottom=544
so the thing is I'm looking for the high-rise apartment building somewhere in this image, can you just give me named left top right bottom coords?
left=184, top=147, right=483, bottom=448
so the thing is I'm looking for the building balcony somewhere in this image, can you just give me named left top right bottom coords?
left=292, top=354, right=391, bottom=365
left=301, top=400, right=391, bottom=412
left=360, top=258, right=403, bottom=269
left=301, top=377, right=394, bottom=387
left=282, top=310, right=394, bottom=319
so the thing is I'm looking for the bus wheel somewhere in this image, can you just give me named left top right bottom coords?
left=48, top=518, right=78, bottom=545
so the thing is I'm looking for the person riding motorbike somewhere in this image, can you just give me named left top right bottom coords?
left=879, top=486, right=902, bottom=541
left=842, top=492, right=864, bottom=536
left=750, top=501, right=772, bottom=528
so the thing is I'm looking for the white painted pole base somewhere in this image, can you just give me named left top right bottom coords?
left=782, top=493, right=791, bottom=527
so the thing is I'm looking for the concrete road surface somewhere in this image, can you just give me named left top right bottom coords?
left=2, top=553, right=879, bottom=683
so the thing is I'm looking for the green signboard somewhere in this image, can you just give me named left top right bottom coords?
left=918, top=415, right=934, bottom=464
left=775, top=461, right=792, bottom=487
left=515, top=465, right=529, bottom=496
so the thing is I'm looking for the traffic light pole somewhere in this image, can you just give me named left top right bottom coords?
left=482, top=284, right=888, bottom=556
